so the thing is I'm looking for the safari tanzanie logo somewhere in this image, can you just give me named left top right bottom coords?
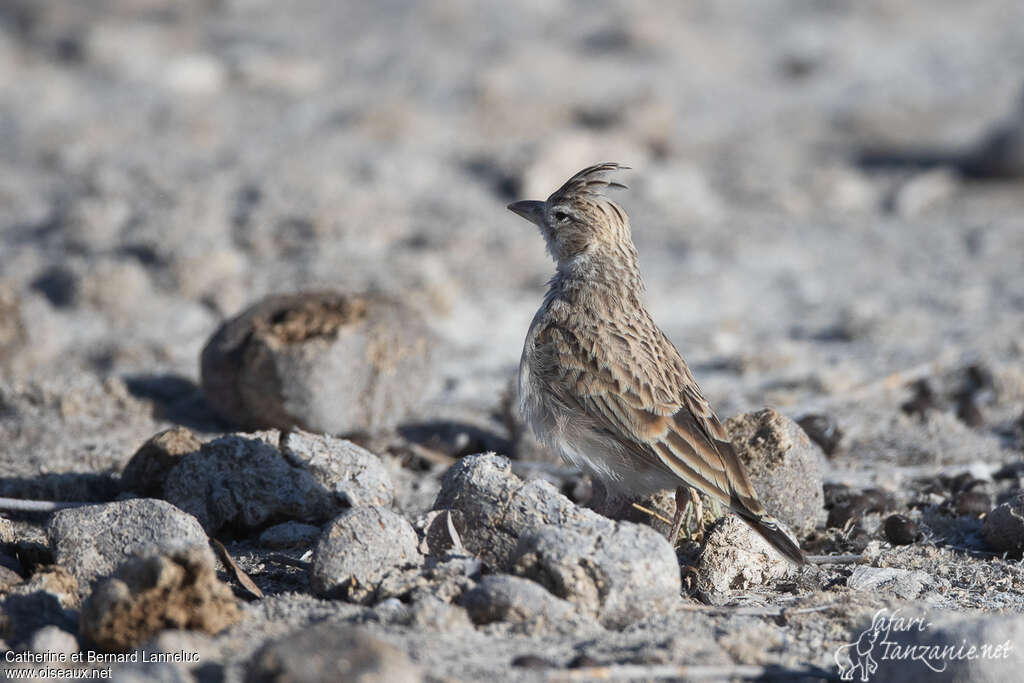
left=834, top=609, right=1014, bottom=680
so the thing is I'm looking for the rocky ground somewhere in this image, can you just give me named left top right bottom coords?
left=2, top=1, right=1024, bottom=681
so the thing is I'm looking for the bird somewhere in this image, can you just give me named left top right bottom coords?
left=508, top=162, right=805, bottom=565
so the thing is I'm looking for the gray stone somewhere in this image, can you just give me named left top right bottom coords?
left=847, top=565, right=931, bottom=600
left=310, top=507, right=422, bottom=603
left=725, top=408, right=825, bottom=538
left=435, top=454, right=681, bottom=627
left=432, top=454, right=595, bottom=569
left=80, top=546, right=240, bottom=652
left=246, top=621, right=421, bottom=683
left=696, top=515, right=792, bottom=595
left=512, top=521, right=680, bottom=628
left=48, top=499, right=208, bottom=585
left=460, top=574, right=584, bottom=630
left=982, top=492, right=1024, bottom=556
left=162, top=434, right=333, bottom=535
left=258, top=522, right=322, bottom=549
left=121, top=427, right=202, bottom=496
left=280, top=429, right=394, bottom=508
left=200, top=291, right=436, bottom=434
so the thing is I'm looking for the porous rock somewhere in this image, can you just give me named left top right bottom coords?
left=846, top=566, right=930, bottom=600
left=80, top=546, right=240, bottom=652
left=435, top=454, right=681, bottom=627
left=49, top=499, right=208, bottom=585
left=246, top=621, right=421, bottom=683
left=310, top=507, right=422, bottom=603
left=200, top=291, right=435, bottom=434
left=725, top=408, right=825, bottom=537
left=512, top=521, right=681, bottom=628
left=982, top=492, right=1024, bottom=556
left=460, top=574, right=587, bottom=632
left=280, top=429, right=394, bottom=508
left=162, top=434, right=333, bottom=535
left=121, top=427, right=202, bottom=496
left=432, top=454, right=595, bottom=569
left=696, top=515, right=792, bottom=594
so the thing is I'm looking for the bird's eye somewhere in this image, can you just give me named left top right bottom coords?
left=553, top=210, right=570, bottom=223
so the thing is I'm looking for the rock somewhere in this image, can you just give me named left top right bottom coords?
left=376, top=556, right=481, bottom=605
left=796, top=414, right=843, bottom=456
left=432, top=454, right=594, bottom=569
left=200, top=291, right=435, bottom=434
left=0, top=591, right=78, bottom=648
left=961, top=86, right=1024, bottom=178
left=30, top=625, right=78, bottom=655
left=884, top=514, right=920, bottom=545
left=258, top=522, right=322, bottom=549
left=12, top=565, right=80, bottom=608
left=121, top=427, right=202, bottom=496
left=725, top=409, right=825, bottom=537
left=846, top=566, right=930, bottom=600
left=696, top=515, right=792, bottom=594
left=310, top=507, right=422, bottom=603
left=80, top=546, right=240, bottom=652
left=246, top=621, right=421, bottom=683
left=162, top=434, right=333, bottom=535
left=872, top=613, right=1024, bottom=682
left=414, top=509, right=466, bottom=557
left=512, top=521, right=680, bottom=628
left=826, top=486, right=897, bottom=529
left=280, top=429, right=394, bottom=508
left=0, top=515, right=14, bottom=544
left=955, top=490, right=992, bottom=517
left=406, top=595, right=473, bottom=633
left=49, top=499, right=208, bottom=585
left=434, top=454, right=680, bottom=626
left=982, top=492, right=1024, bottom=556
left=460, top=574, right=585, bottom=632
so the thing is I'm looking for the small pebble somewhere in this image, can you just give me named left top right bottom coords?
left=796, top=414, right=843, bottom=455
left=884, top=514, right=920, bottom=545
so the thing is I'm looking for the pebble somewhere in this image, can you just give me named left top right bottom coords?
left=725, top=408, right=825, bottom=537
left=982, top=492, right=1024, bottom=556
left=200, top=291, right=435, bottom=434
left=80, top=546, right=240, bottom=652
left=796, top=413, right=843, bottom=456
left=846, top=565, right=930, bottom=600
left=309, top=507, right=422, bottom=603
left=884, top=514, right=920, bottom=545
left=280, top=429, right=394, bottom=508
left=696, top=515, right=792, bottom=595
left=162, top=433, right=334, bottom=535
left=121, top=427, right=202, bottom=496
left=258, top=522, right=322, bottom=549
left=48, top=499, right=208, bottom=585
left=246, top=621, right=421, bottom=683
left=460, top=574, right=587, bottom=632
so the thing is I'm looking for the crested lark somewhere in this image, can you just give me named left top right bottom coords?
left=508, top=163, right=805, bottom=564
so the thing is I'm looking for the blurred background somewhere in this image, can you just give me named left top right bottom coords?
left=1, top=0, right=1023, bottom=479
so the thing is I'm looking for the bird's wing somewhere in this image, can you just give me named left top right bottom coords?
left=537, top=320, right=766, bottom=516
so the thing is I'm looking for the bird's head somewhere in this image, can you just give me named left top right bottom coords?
left=507, top=162, right=632, bottom=265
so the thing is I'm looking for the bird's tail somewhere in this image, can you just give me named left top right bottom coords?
left=733, top=508, right=806, bottom=565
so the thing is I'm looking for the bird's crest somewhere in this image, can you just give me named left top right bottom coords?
left=548, top=162, right=629, bottom=203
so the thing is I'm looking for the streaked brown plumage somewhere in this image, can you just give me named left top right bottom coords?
left=509, top=162, right=804, bottom=564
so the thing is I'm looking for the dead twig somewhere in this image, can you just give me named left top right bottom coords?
left=407, top=443, right=457, bottom=467
left=805, top=553, right=865, bottom=565
left=630, top=502, right=673, bottom=526
left=267, top=553, right=312, bottom=570
left=0, top=497, right=91, bottom=513
left=211, top=538, right=264, bottom=600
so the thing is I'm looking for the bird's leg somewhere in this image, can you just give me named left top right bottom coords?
left=668, top=485, right=689, bottom=545
left=688, top=487, right=704, bottom=541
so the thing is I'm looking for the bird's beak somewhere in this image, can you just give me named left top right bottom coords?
left=506, top=200, right=545, bottom=225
